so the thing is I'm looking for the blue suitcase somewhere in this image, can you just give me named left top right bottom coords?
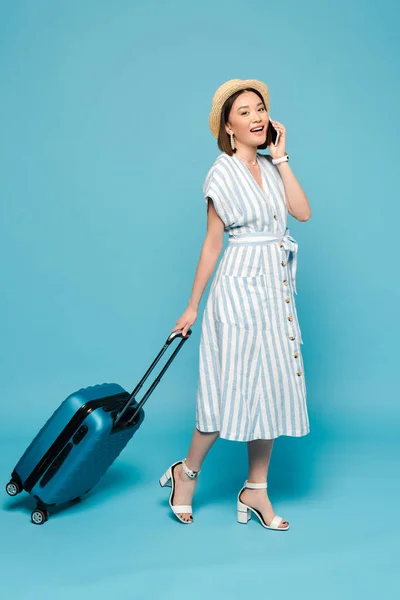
left=5, top=329, right=192, bottom=524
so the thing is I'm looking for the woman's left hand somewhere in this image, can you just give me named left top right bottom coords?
left=268, top=119, right=286, bottom=159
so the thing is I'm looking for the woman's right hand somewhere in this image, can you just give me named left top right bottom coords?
left=171, top=305, right=198, bottom=338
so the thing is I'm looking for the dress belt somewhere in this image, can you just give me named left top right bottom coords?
left=227, top=227, right=299, bottom=295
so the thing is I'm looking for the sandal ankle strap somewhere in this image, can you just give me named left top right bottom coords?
left=244, top=480, right=267, bottom=489
left=182, top=458, right=201, bottom=479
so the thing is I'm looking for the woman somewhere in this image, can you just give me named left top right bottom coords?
left=159, top=79, right=311, bottom=530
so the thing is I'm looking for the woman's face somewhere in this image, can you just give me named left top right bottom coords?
left=225, top=91, right=268, bottom=148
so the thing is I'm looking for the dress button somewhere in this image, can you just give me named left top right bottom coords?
left=283, top=279, right=288, bottom=286
left=296, top=370, right=302, bottom=376
left=281, top=260, right=287, bottom=266
left=274, top=215, right=278, bottom=220
left=289, top=336, right=295, bottom=341
left=287, top=316, right=293, bottom=321
left=294, top=352, right=299, bottom=358
left=285, top=297, right=290, bottom=303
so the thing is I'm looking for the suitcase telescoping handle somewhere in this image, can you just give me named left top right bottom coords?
left=113, top=329, right=192, bottom=428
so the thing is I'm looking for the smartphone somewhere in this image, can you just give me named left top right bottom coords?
left=268, top=119, right=280, bottom=146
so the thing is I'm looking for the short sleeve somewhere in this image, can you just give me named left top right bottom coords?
left=202, top=165, right=231, bottom=228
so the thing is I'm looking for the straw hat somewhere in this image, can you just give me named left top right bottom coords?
left=208, top=79, right=270, bottom=139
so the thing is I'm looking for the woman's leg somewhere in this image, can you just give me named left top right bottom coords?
left=171, top=427, right=219, bottom=522
left=240, top=439, right=289, bottom=528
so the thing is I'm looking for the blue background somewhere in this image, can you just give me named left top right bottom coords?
left=1, top=1, right=399, bottom=598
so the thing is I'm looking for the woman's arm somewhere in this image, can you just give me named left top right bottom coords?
left=268, top=119, right=311, bottom=222
left=188, top=199, right=224, bottom=310
left=277, top=161, right=312, bottom=221
left=171, top=199, right=224, bottom=336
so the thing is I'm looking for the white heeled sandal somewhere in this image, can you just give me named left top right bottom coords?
left=237, top=480, right=290, bottom=531
left=159, top=458, right=201, bottom=524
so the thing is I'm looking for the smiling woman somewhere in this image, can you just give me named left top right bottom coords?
left=217, top=86, right=274, bottom=155
left=162, top=78, right=311, bottom=530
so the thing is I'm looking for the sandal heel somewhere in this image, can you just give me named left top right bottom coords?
left=159, top=469, right=172, bottom=488
left=237, top=501, right=251, bottom=524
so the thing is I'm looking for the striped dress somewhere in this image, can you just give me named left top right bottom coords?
left=195, top=151, right=310, bottom=441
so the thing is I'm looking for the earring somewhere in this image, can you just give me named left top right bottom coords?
left=230, top=131, right=235, bottom=151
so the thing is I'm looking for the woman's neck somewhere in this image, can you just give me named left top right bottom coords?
left=235, top=145, right=258, bottom=165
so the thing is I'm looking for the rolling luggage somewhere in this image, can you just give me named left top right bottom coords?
left=5, top=329, right=192, bottom=524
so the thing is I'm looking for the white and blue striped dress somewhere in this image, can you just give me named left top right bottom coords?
left=195, top=151, right=310, bottom=441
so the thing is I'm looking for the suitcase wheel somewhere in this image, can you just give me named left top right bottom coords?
left=31, top=508, right=49, bottom=525
left=6, top=480, right=22, bottom=496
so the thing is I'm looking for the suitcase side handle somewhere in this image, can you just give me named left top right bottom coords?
left=113, top=328, right=192, bottom=428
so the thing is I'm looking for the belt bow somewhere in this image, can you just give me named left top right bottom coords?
left=280, top=228, right=299, bottom=295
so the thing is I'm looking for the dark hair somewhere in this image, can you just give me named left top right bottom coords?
left=217, top=88, right=272, bottom=155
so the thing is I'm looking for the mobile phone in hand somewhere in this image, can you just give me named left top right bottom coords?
left=268, top=119, right=280, bottom=146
